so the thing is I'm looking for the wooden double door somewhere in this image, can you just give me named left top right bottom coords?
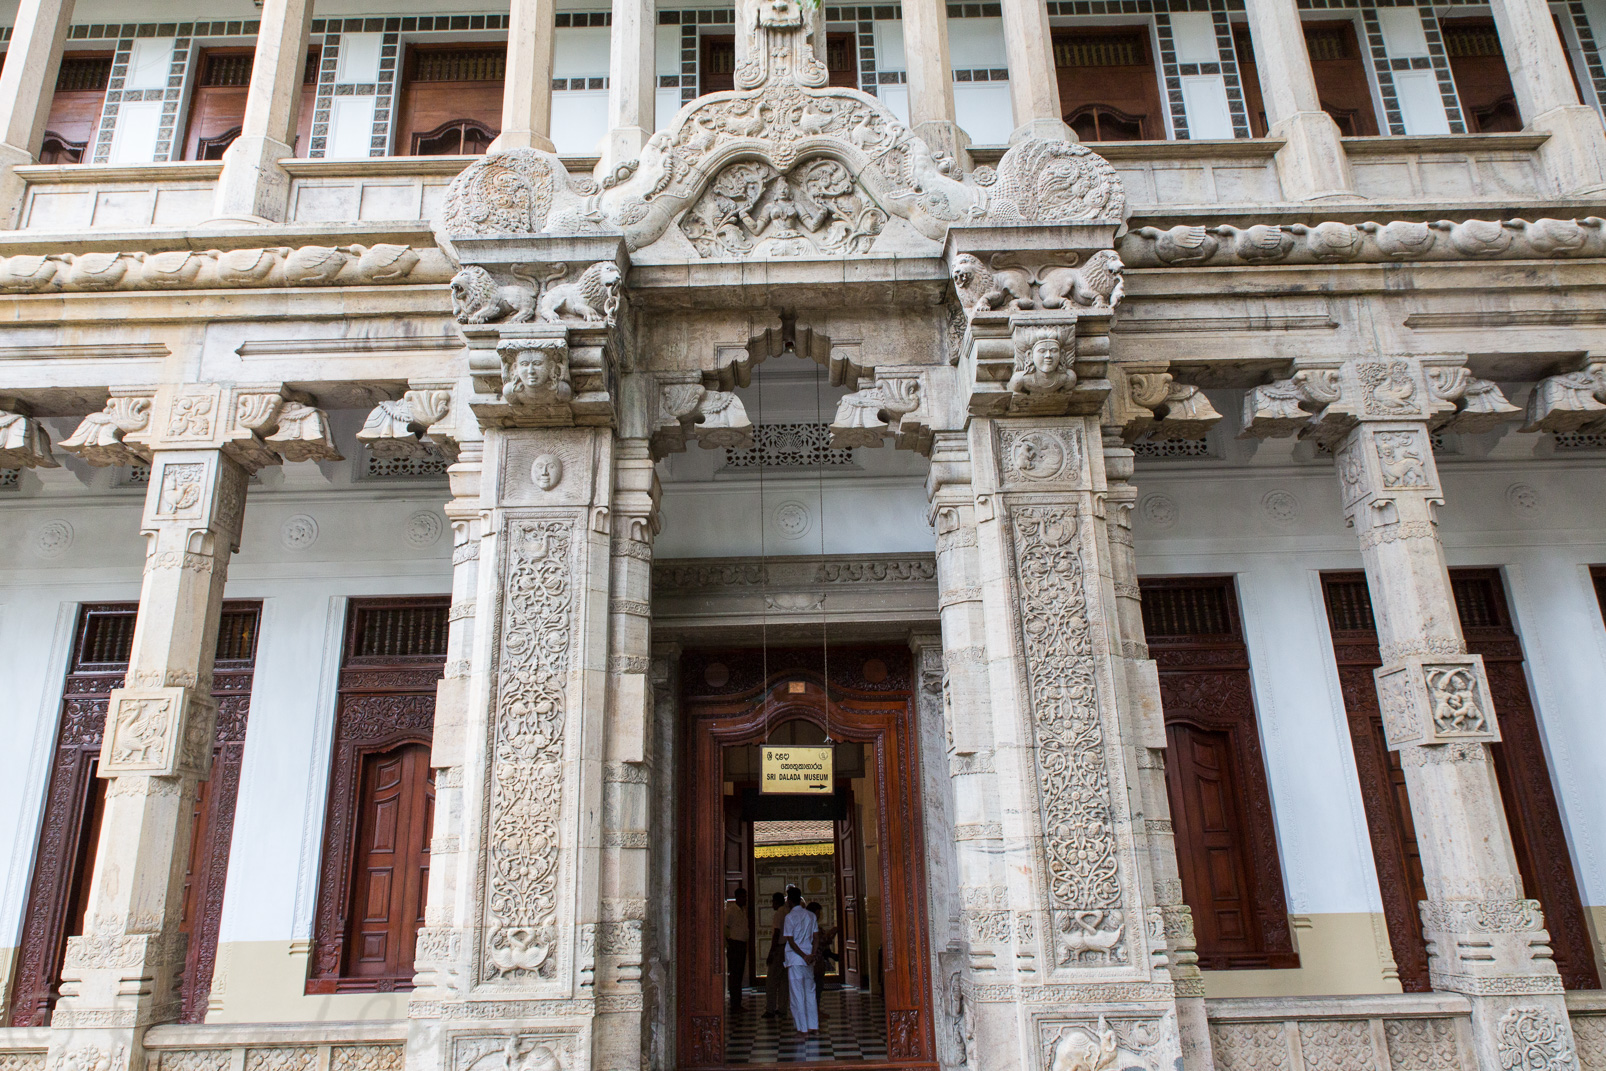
left=678, top=647, right=935, bottom=1070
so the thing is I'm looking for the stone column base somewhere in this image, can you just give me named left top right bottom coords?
left=1532, top=104, right=1606, bottom=195
left=1269, top=111, right=1361, bottom=202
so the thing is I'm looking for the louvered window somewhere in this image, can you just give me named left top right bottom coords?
left=1443, top=23, right=1503, bottom=57
left=348, top=602, right=450, bottom=660
left=410, top=47, right=507, bottom=82
left=1141, top=579, right=1237, bottom=639
left=1054, top=31, right=1147, bottom=67
left=202, top=52, right=253, bottom=87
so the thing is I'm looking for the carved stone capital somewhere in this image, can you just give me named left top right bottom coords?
left=464, top=320, right=617, bottom=428
left=62, top=385, right=338, bottom=470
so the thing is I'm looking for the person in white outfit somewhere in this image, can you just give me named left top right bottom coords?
left=780, top=886, right=819, bottom=1033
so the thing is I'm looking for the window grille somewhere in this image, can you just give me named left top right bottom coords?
left=1554, top=430, right=1606, bottom=451
left=1323, top=577, right=1375, bottom=633
left=1304, top=26, right=1355, bottom=61
left=0, top=468, right=17, bottom=489
left=347, top=602, right=450, bottom=660
left=56, top=56, right=111, bottom=92
left=1131, top=436, right=1212, bottom=460
left=409, top=47, right=507, bottom=82
left=201, top=53, right=253, bottom=87
left=1450, top=572, right=1507, bottom=630
left=1053, top=31, right=1147, bottom=68
left=1442, top=23, right=1503, bottom=58
left=73, top=606, right=138, bottom=669
left=1140, top=579, right=1239, bottom=639
left=363, top=453, right=449, bottom=479
left=723, top=423, right=855, bottom=470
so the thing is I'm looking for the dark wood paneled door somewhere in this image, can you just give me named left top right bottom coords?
left=836, top=786, right=863, bottom=989
left=1141, top=577, right=1299, bottom=970
left=344, top=743, right=434, bottom=979
left=1321, top=570, right=1600, bottom=992
left=678, top=647, right=935, bottom=1070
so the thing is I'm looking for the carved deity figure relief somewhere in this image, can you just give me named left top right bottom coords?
left=1361, top=360, right=1420, bottom=415
left=680, top=158, right=887, bottom=257
left=1424, top=665, right=1489, bottom=735
left=1010, top=327, right=1076, bottom=396
left=530, top=454, right=564, bottom=491
left=455, top=1036, right=568, bottom=1071
left=1000, top=427, right=1080, bottom=484
left=1375, top=431, right=1429, bottom=489
left=500, top=341, right=574, bottom=408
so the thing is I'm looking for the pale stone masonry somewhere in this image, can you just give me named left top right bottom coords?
left=0, top=0, right=1603, bottom=1070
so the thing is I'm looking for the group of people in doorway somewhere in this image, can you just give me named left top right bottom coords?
left=723, top=886, right=839, bottom=1034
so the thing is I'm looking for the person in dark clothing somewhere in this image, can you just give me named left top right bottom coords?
left=723, top=887, right=749, bottom=1011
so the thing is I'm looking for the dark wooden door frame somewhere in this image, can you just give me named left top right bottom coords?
left=1141, top=576, right=1299, bottom=971
left=1321, top=569, right=1600, bottom=991
left=677, top=647, right=935, bottom=1070
left=306, top=597, right=448, bottom=994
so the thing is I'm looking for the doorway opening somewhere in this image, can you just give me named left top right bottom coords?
left=678, top=647, right=935, bottom=1070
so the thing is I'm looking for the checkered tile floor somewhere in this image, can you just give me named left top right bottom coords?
left=725, top=983, right=887, bottom=1064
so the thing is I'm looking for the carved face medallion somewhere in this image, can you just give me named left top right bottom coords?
left=759, top=0, right=803, bottom=27
left=1032, top=339, right=1061, bottom=373
left=531, top=454, right=564, bottom=491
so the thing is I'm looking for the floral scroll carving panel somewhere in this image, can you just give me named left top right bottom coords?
left=483, top=518, right=580, bottom=984
left=1005, top=505, right=1127, bottom=969
left=678, top=157, right=887, bottom=257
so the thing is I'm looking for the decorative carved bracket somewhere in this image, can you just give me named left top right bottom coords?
left=60, top=385, right=340, bottom=469
left=356, top=386, right=458, bottom=462
left=1107, top=370, right=1222, bottom=441
left=0, top=399, right=61, bottom=469
left=652, top=379, right=753, bottom=456
left=1519, top=357, right=1606, bottom=434
left=829, top=374, right=928, bottom=451
left=1241, top=358, right=1519, bottom=443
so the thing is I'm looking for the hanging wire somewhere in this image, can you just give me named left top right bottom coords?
left=812, top=335, right=832, bottom=746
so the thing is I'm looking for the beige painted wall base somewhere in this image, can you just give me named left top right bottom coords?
left=0, top=945, right=14, bottom=1012
left=206, top=942, right=409, bottom=1023
left=1201, top=913, right=1404, bottom=998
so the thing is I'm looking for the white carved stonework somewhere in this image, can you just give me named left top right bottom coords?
left=0, top=402, right=60, bottom=468
left=100, top=688, right=214, bottom=778
left=679, top=158, right=887, bottom=257
left=1520, top=358, right=1606, bottom=434
left=0, top=245, right=450, bottom=295
left=952, top=250, right=1125, bottom=320
left=1006, top=504, right=1126, bottom=968
left=358, top=400, right=437, bottom=461
left=60, top=393, right=155, bottom=467
left=830, top=378, right=922, bottom=448
left=1495, top=1005, right=1577, bottom=1071
left=484, top=517, right=578, bottom=982
left=653, top=382, right=753, bottom=453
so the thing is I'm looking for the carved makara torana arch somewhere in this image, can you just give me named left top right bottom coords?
left=391, top=0, right=1581, bottom=1070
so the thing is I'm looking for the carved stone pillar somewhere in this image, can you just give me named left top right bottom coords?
left=1484, top=0, right=1606, bottom=194
left=925, top=430, right=1012, bottom=1070
left=591, top=434, right=661, bottom=1070
left=414, top=437, right=486, bottom=999
left=1097, top=430, right=1212, bottom=1071
left=604, top=0, right=658, bottom=168
left=50, top=384, right=337, bottom=1071
left=1242, top=358, right=1577, bottom=1071
left=210, top=0, right=316, bottom=222
left=900, top=0, right=972, bottom=169
left=408, top=236, right=652, bottom=1071
left=1242, top=0, right=1356, bottom=201
left=494, top=0, right=558, bottom=152
left=927, top=222, right=1220, bottom=1071
left=0, top=0, right=74, bottom=226
left=997, top=0, right=1067, bottom=141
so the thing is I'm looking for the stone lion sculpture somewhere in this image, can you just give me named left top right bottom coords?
left=537, top=261, right=623, bottom=323
left=451, top=265, right=537, bottom=324
left=951, top=253, right=1032, bottom=313
left=1039, top=250, right=1125, bottom=310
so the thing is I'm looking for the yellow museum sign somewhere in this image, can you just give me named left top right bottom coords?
left=761, top=746, right=833, bottom=794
